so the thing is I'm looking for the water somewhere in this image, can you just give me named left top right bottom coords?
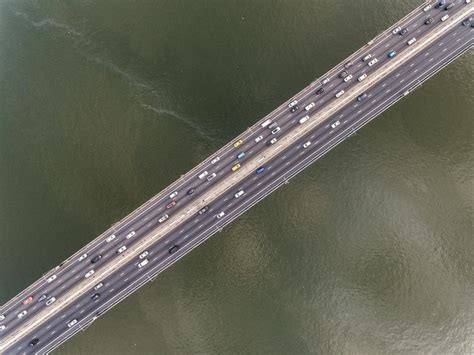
left=1, top=0, right=473, bottom=353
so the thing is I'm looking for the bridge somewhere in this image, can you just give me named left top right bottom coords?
left=1, top=0, right=472, bottom=353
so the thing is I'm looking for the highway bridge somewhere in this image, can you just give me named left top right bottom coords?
left=1, top=0, right=472, bottom=353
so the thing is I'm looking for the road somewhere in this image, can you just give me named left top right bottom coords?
left=1, top=0, right=472, bottom=353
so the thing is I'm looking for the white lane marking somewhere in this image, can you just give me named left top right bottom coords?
left=80, top=309, right=85, bottom=314
left=248, top=150, right=254, bottom=154
left=61, top=314, right=66, bottom=319
left=400, top=79, right=405, bottom=83
left=385, top=43, right=390, bottom=48
left=198, top=224, right=203, bottom=229
left=257, top=182, right=262, bottom=187
left=357, top=110, right=362, bottom=114
left=75, top=304, right=81, bottom=309
left=184, top=235, right=189, bottom=239
left=439, top=42, right=444, bottom=46
left=179, top=229, right=184, bottom=233
left=429, top=57, right=434, bottom=62
left=47, top=324, right=52, bottom=329
left=223, top=198, right=228, bottom=202
left=414, top=69, right=418, bottom=73
left=443, top=48, right=448, bottom=52
left=425, top=52, right=429, bottom=57
left=147, top=222, right=152, bottom=227
left=456, top=38, right=461, bottom=42
left=120, top=272, right=125, bottom=276
left=124, top=278, right=129, bottom=282
left=382, top=83, right=387, bottom=87
left=410, top=63, right=415, bottom=67
left=396, top=73, right=401, bottom=77
left=286, top=161, right=291, bottom=166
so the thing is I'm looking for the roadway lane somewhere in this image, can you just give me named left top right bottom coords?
left=7, top=20, right=473, bottom=354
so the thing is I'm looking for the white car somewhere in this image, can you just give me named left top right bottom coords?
left=46, top=275, right=57, bottom=283
left=423, top=4, right=431, bottom=11
left=139, top=251, right=149, bottom=259
left=0, top=325, right=5, bottom=331
left=269, top=138, right=277, bottom=145
left=322, top=77, right=330, bottom=85
left=407, top=37, right=417, bottom=45
left=303, top=141, right=311, bottom=149
left=84, top=270, right=95, bottom=278
left=271, top=127, right=281, bottom=135
left=288, top=100, right=298, bottom=108
left=0, top=314, right=5, bottom=321
left=94, top=282, right=104, bottom=290
left=392, top=26, right=401, bottom=35
left=466, top=0, right=471, bottom=3
left=335, top=90, right=345, bottom=98
left=343, top=74, right=353, bottom=83
left=117, top=245, right=127, bottom=254
left=331, top=120, right=341, bottom=129
left=299, top=115, right=309, bottom=125
left=305, top=102, right=316, bottom=111
left=17, top=310, right=27, bottom=319
left=216, top=211, right=225, bottom=219
left=234, top=190, right=245, bottom=199
left=368, top=58, right=378, bottom=67
left=78, top=253, right=88, bottom=262
left=169, top=191, right=178, bottom=199
left=126, top=231, right=136, bottom=239
left=362, top=54, right=372, bottom=62
left=210, top=157, right=220, bottom=164
left=207, top=173, right=217, bottom=181
left=440, top=14, right=449, bottom=22
left=105, top=234, right=116, bottom=243
left=255, top=135, right=263, bottom=143
left=358, top=73, right=367, bottom=82
left=46, top=297, right=56, bottom=306
left=158, top=214, right=169, bottom=223
left=198, top=171, right=208, bottom=179
left=67, top=319, right=78, bottom=328
left=138, top=259, right=149, bottom=268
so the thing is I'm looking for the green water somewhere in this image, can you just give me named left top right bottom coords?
left=0, top=0, right=473, bottom=353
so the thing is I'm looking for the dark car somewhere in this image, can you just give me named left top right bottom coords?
left=198, top=206, right=210, bottom=215
left=399, top=28, right=408, bottom=35
left=344, top=61, right=353, bottom=69
left=91, top=293, right=100, bottom=301
left=338, top=70, right=349, bottom=78
left=91, top=254, right=102, bottom=264
left=357, top=93, right=368, bottom=102
left=29, top=339, right=40, bottom=347
left=187, top=188, right=195, bottom=195
left=315, top=87, right=325, bottom=95
left=435, top=0, right=446, bottom=9
left=169, top=245, right=180, bottom=254
left=256, top=166, right=265, bottom=174
left=463, top=18, right=471, bottom=26
left=425, top=17, right=434, bottom=25
left=444, top=3, right=454, bottom=10
left=290, top=105, right=299, bottom=113
left=38, top=294, right=48, bottom=303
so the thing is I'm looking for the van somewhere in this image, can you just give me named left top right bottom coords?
left=335, top=90, right=345, bottom=98
left=231, top=164, right=241, bottom=172
left=440, top=14, right=449, bottom=22
left=407, top=37, right=417, bottom=45
left=261, top=119, right=272, bottom=128
left=299, top=115, right=309, bottom=124
left=444, top=3, right=454, bottom=10
left=198, top=171, right=208, bottom=179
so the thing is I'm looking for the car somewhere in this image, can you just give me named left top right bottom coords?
left=423, top=4, right=432, bottom=11
left=440, top=14, right=449, bottom=22
left=435, top=0, right=446, bottom=8
left=91, top=293, right=100, bottom=301
left=91, top=254, right=102, bottom=264
left=139, top=251, right=149, bottom=259
left=210, top=157, right=220, bottom=164
left=357, top=93, right=368, bottom=101
left=169, top=191, right=178, bottom=199
left=38, top=294, right=48, bottom=303
left=305, top=102, right=316, bottom=111
left=338, top=70, right=349, bottom=78
left=94, top=282, right=104, bottom=290
left=288, top=100, right=298, bottom=108
left=198, top=206, right=210, bottom=215
left=169, top=245, right=180, bottom=254
left=267, top=138, right=278, bottom=146
left=78, top=253, right=88, bottom=262
left=216, top=212, right=225, bottom=219
left=45, top=297, right=56, bottom=306
left=187, top=187, right=195, bottom=195
left=0, top=314, right=5, bottom=321
left=362, top=53, right=372, bottom=62
left=85, top=270, right=95, bottom=278
left=315, top=87, right=324, bottom=95
left=368, top=58, right=378, bottom=66
left=23, top=296, right=34, bottom=305
left=463, top=18, right=471, bottom=26
left=392, top=26, right=401, bottom=35
left=0, top=325, right=5, bottom=331
left=344, top=61, right=353, bottom=69
left=166, top=200, right=177, bottom=209
left=322, top=77, right=330, bottom=85
left=17, top=310, right=27, bottom=319
left=116, top=245, right=127, bottom=254
left=290, top=105, right=299, bottom=113
left=299, top=115, right=309, bottom=125
left=138, top=259, right=149, bottom=268
left=388, top=50, right=397, bottom=58
left=331, top=120, right=341, bottom=129
left=105, top=234, right=116, bottom=243
left=343, top=74, right=353, bottom=82
left=261, top=119, right=272, bottom=128
left=256, top=166, right=265, bottom=174
left=126, top=231, right=136, bottom=239
left=207, top=173, right=217, bottom=181
left=407, top=37, right=417, bottom=45
left=271, top=127, right=281, bottom=134
left=466, top=0, right=471, bottom=4
left=233, top=139, right=243, bottom=148
left=255, top=135, right=263, bottom=143
left=158, top=214, right=169, bottom=223
left=335, top=90, right=345, bottom=98
left=268, top=122, right=279, bottom=130
left=67, top=319, right=78, bottom=328
left=231, top=163, right=241, bottom=172
left=358, top=73, right=367, bottom=82
left=46, top=275, right=57, bottom=283
left=29, top=339, right=40, bottom=347
left=234, top=190, right=245, bottom=198
left=399, top=28, right=408, bottom=35
left=236, top=152, right=245, bottom=159
left=444, top=3, right=454, bottom=10
left=198, top=171, right=208, bottom=179
left=303, top=141, right=311, bottom=148
left=425, top=17, right=434, bottom=25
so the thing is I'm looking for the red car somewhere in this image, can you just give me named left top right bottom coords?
left=23, top=296, right=34, bottom=305
left=166, top=200, right=177, bottom=209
